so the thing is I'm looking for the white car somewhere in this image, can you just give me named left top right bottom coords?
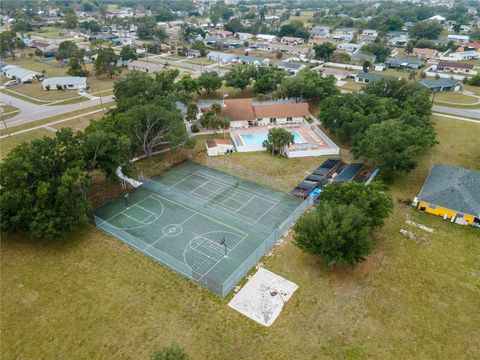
left=4, top=80, right=17, bottom=87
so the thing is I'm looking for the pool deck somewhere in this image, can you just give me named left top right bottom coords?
left=230, top=124, right=340, bottom=157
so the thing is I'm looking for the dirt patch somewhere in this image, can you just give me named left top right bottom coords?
left=21, top=289, right=39, bottom=305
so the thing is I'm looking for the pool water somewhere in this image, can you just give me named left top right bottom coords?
left=240, top=131, right=306, bottom=147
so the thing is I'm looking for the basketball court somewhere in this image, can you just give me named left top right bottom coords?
left=94, top=161, right=310, bottom=298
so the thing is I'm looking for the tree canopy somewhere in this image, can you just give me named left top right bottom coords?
left=294, top=181, right=393, bottom=266
left=0, top=128, right=130, bottom=239
left=408, top=21, right=443, bottom=40
left=360, top=42, right=392, bottom=63
left=320, top=79, right=436, bottom=181
left=313, top=42, right=336, bottom=61
left=278, top=70, right=339, bottom=103
left=224, top=64, right=256, bottom=95
left=278, top=20, right=310, bottom=40
left=262, top=128, right=295, bottom=156
left=95, top=48, right=121, bottom=78
left=294, top=203, right=372, bottom=266
left=198, top=71, right=222, bottom=94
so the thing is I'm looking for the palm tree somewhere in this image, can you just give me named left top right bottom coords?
left=262, top=128, right=295, bottom=156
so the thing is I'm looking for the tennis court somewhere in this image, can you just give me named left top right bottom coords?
left=94, top=161, right=311, bottom=298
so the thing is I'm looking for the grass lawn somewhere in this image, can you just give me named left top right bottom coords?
left=434, top=91, right=479, bottom=104
left=0, top=128, right=54, bottom=160
left=338, top=80, right=364, bottom=92
left=1, top=103, right=20, bottom=117
left=462, top=84, right=480, bottom=96
left=3, top=55, right=68, bottom=77
left=185, top=58, right=215, bottom=66
left=5, top=83, right=82, bottom=102
left=1, top=116, right=480, bottom=359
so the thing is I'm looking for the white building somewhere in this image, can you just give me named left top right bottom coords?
left=2, top=65, right=39, bottom=83
left=256, top=34, right=278, bottom=43
left=338, top=43, right=362, bottom=53
left=205, top=139, right=234, bottom=156
left=42, top=76, right=87, bottom=90
left=127, top=60, right=164, bottom=73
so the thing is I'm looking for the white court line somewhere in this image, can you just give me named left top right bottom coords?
left=150, top=193, right=248, bottom=236
left=167, top=172, right=199, bottom=190
left=195, top=171, right=278, bottom=203
left=142, top=214, right=155, bottom=224
left=189, top=179, right=212, bottom=194
left=235, top=195, right=255, bottom=212
left=190, top=189, right=246, bottom=213
left=96, top=195, right=164, bottom=231
left=253, top=199, right=281, bottom=225
left=188, top=232, right=249, bottom=282
left=144, top=212, right=197, bottom=251
left=98, top=223, right=192, bottom=279
left=123, top=212, right=145, bottom=223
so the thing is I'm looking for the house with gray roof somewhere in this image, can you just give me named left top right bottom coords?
left=418, top=78, right=463, bottom=92
left=2, top=65, right=40, bottom=83
left=42, top=76, right=87, bottom=90
left=238, top=55, right=269, bottom=66
left=275, top=61, right=305, bottom=75
left=416, top=164, right=480, bottom=226
left=355, top=72, right=392, bottom=84
left=385, top=57, right=423, bottom=69
left=207, top=51, right=237, bottom=64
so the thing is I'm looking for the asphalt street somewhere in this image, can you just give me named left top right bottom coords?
left=0, top=92, right=114, bottom=130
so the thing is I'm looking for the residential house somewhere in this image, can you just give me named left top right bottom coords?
left=309, top=26, right=330, bottom=38
left=236, top=32, right=254, bottom=41
left=219, top=98, right=311, bottom=128
left=402, top=22, right=415, bottom=31
left=2, top=65, right=40, bottom=83
left=42, top=76, right=87, bottom=90
left=427, top=15, right=446, bottom=23
left=418, top=78, right=463, bottom=92
left=320, top=67, right=350, bottom=82
left=360, top=29, right=378, bottom=43
left=207, top=51, right=237, bottom=64
left=256, top=34, right=278, bottom=43
left=355, top=72, right=392, bottom=84
left=127, top=60, right=164, bottom=73
left=205, top=139, right=235, bottom=157
left=338, top=43, right=362, bottom=54
left=332, top=27, right=356, bottom=41
left=31, top=41, right=54, bottom=52
left=351, top=52, right=376, bottom=63
left=415, top=164, right=480, bottom=227
left=185, top=50, right=201, bottom=58
left=440, top=51, right=480, bottom=61
left=237, top=55, right=269, bottom=66
left=437, top=61, right=475, bottom=74
left=209, top=29, right=233, bottom=38
left=412, top=48, right=438, bottom=59
left=281, top=36, right=304, bottom=45
left=268, top=43, right=310, bottom=57
left=385, top=57, right=423, bottom=69
left=275, top=61, right=305, bottom=75
left=447, top=34, right=470, bottom=42
left=463, top=42, right=480, bottom=51
left=390, top=35, right=409, bottom=46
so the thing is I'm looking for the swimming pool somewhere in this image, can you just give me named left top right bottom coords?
left=240, top=130, right=307, bottom=147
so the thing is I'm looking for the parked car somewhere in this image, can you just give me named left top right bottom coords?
left=4, top=80, right=18, bottom=87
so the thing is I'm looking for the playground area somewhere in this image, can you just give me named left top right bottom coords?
left=94, top=161, right=309, bottom=298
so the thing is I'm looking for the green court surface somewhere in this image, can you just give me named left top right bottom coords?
left=94, top=161, right=310, bottom=298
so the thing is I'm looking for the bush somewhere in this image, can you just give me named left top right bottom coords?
left=151, top=343, right=189, bottom=360
left=190, top=124, right=199, bottom=133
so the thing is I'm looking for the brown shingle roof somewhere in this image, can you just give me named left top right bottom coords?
left=221, top=99, right=256, bottom=121
left=438, top=61, right=474, bottom=69
left=253, top=103, right=311, bottom=119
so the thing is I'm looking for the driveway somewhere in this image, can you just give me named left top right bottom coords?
left=1, top=92, right=114, bottom=129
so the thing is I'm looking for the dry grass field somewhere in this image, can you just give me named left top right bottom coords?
left=1, top=115, right=479, bottom=359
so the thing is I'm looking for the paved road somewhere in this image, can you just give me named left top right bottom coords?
left=1, top=92, right=114, bottom=129
left=431, top=105, right=480, bottom=119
